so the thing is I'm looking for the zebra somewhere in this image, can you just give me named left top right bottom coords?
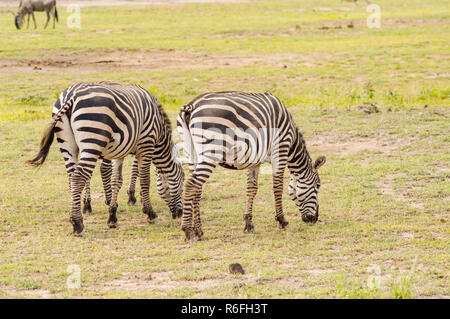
left=82, top=156, right=177, bottom=219
left=177, top=91, right=326, bottom=241
left=27, top=82, right=184, bottom=236
left=15, top=0, right=58, bottom=30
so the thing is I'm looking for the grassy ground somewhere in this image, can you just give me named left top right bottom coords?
left=0, top=0, right=448, bottom=298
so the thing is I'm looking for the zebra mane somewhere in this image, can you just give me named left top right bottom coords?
left=155, top=99, right=173, bottom=140
left=294, top=126, right=313, bottom=164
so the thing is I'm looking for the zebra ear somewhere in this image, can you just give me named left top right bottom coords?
left=313, top=156, right=326, bottom=171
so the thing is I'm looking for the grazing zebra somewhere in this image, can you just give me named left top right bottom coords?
left=27, top=82, right=184, bottom=236
left=15, top=0, right=58, bottom=30
left=177, top=91, right=326, bottom=240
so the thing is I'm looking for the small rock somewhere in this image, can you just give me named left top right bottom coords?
left=229, top=263, right=245, bottom=275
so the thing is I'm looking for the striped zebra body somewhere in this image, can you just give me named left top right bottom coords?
left=177, top=91, right=326, bottom=240
left=27, top=82, right=184, bottom=235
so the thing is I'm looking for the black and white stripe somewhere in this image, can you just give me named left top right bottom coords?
left=27, top=82, right=184, bottom=235
left=177, top=91, right=326, bottom=240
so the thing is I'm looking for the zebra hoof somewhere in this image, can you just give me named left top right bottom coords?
left=107, top=215, right=118, bottom=228
left=194, top=228, right=204, bottom=241
left=108, top=206, right=118, bottom=228
left=243, top=223, right=255, bottom=233
left=143, top=206, right=157, bottom=220
left=74, top=230, right=86, bottom=238
left=107, top=216, right=118, bottom=228
left=278, top=221, right=289, bottom=229
left=127, top=197, right=137, bottom=206
left=83, top=199, right=92, bottom=214
left=276, top=216, right=289, bottom=229
left=171, top=207, right=182, bottom=219
left=127, top=190, right=137, bottom=206
left=183, top=227, right=195, bottom=241
left=70, top=218, right=85, bottom=236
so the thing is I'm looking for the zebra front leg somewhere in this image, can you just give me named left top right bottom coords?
left=107, top=159, right=124, bottom=228
left=100, top=160, right=112, bottom=205
left=272, top=160, right=289, bottom=229
left=138, top=156, right=157, bottom=222
left=82, top=180, right=92, bottom=214
left=244, top=167, right=259, bottom=233
left=127, top=156, right=138, bottom=205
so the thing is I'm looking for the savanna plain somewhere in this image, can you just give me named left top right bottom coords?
left=0, top=0, right=448, bottom=298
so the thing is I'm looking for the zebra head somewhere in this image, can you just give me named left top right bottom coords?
left=288, top=156, right=326, bottom=224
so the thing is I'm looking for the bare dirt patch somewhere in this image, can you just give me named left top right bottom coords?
left=375, top=174, right=424, bottom=210
left=309, top=135, right=403, bottom=156
left=0, top=49, right=319, bottom=76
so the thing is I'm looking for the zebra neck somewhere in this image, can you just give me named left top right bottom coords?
left=287, top=129, right=313, bottom=175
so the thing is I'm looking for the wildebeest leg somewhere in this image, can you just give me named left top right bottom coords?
left=182, top=161, right=216, bottom=241
left=31, top=12, right=37, bottom=29
left=26, top=14, right=30, bottom=29
left=100, top=160, right=112, bottom=205
left=52, top=8, right=56, bottom=28
left=82, top=180, right=92, bottom=214
left=138, top=154, right=156, bottom=222
left=127, top=156, right=138, bottom=205
left=244, top=166, right=259, bottom=233
left=44, top=11, right=50, bottom=29
left=107, top=159, right=124, bottom=228
left=272, top=157, right=289, bottom=229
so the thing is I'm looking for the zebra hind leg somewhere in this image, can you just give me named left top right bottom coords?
left=182, top=162, right=216, bottom=241
left=193, top=189, right=203, bottom=240
left=107, top=159, right=124, bottom=228
left=69, top=166, right=95, bottom=236
left=127, top=156, right=139, bottom=206
left=82, top=180, right=92, bottom=214
left=100, top=160, right=112, bottom=205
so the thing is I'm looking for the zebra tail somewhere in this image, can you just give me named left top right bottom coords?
left=26, top=98, right=73, bottom=167
left=180, top=104, right=196, bottom=164
left=54, top=6, right=58, bottom=22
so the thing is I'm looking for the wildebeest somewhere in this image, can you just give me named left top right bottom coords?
left=15, top=0, right=58, bottom=30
